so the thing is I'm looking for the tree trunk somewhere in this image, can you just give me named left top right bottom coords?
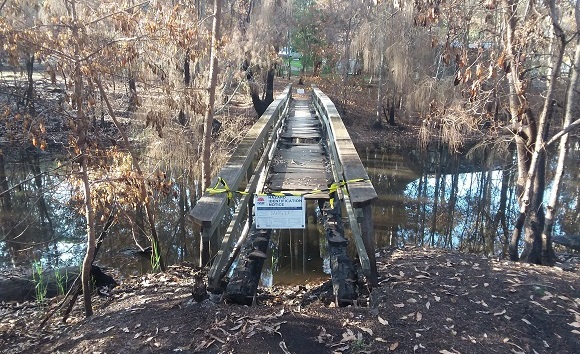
left=340, top=17, right=352, bottom=105
left=0, top=150, right=12, bottom=211
left=25, top=53, right=35, bottom=115
left=541, top=13, right=579, bottom=265
left=80, top=153, right=96, bottom=317
left=249, top=67, right=275, bottom=117
left=184, top=49, right=191, bottom=86
left=69, top=0, right=96, bottom=317
left=504, top=0, right=567, bottom=264
left=128, top=73, right=137, bottom=112
left=375, top=48, right=384, bottom=129
left=201, top=0, right=221, bottom=189
left=94, top=75, right=166, bottom=272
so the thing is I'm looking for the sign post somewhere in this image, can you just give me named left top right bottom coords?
left=254, top=195, right=306, bottom=229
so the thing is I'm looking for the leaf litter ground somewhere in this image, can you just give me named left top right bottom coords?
left=1, top=246, right=579, bottom=354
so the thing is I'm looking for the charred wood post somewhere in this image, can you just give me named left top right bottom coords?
left=321, top=198, right=357, bottom=306
left=223, top=228, right=271, bottom=305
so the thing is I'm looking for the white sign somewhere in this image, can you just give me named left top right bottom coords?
left=254, top=195, right=306, bottom=229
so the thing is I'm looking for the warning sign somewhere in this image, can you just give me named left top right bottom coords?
left=254, top=195, right=306, bottom=229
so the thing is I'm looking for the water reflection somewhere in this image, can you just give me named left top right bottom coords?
left=260, top=201, right=330, bottom=286
left=1, top=142, right=578, bottom=283
left=0, top=150, right=199, bottom=274
left=363, top=141, right=578, bottom=256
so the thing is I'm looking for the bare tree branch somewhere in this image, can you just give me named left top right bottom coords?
left=546, top=118, right=580, bottom=147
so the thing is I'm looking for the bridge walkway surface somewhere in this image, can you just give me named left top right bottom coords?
left=265, top=98, right=331, bottom=198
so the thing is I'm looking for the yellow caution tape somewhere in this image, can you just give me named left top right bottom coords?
left=206, top=177, right=370, bottom=204
left=206, top=177, right=249, bottom=205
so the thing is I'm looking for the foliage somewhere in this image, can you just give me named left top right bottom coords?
left=291, top=0, right=325, bottom=72
left=32, top=260, right=47, bottom=308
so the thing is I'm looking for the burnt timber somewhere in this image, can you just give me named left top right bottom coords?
left=189, top=86, right=378, bottom=306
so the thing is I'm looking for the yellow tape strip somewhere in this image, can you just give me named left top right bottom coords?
left=207, top=177, right=370, bottom=203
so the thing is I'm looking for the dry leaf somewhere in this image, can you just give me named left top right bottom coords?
left=378, top=316, right=389, bottom=325
left=543, top=340, right=550, bottom=348
left=416, top=312, right=423, bottom=321
left=360, top=326, right=373, bottom=336
left=522, top=319, right=531, bottom=325
left=394, top=303, right=405, bottom=308
left=376, top=337, right=388, bottom=343
left=279, top=341, right=291, bottom=354
left=389, top=342, right=399, bottom=351
left=340, top=329, right=357, bottom=342
left=230, top=323, right=243, bottom=331
left=568, top=322, right=580, bottom=328
left=494, top=310, right=506, bottom=316
left=426, top=301, right=431, bottom=309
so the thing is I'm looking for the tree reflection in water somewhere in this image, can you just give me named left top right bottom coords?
left=1, top=142, right=578, bottom=285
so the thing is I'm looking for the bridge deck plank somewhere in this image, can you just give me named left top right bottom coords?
left=266, top=99, right=330, bottom=198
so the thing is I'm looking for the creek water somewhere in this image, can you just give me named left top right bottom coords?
left=0, top=141, right=578, bottom=286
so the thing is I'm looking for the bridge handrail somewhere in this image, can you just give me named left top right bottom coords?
left=311, top=86, right=377, bottom=206
left=189, top=85, right=292, bottom=231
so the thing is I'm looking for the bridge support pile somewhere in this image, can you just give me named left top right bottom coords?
left=223, top=229, right=272, bottom=305
left=321, top=199, right=358, bottom=306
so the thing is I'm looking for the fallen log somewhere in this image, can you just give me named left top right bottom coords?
left=0, top=265, right=117, bottom=303
left=553, top=235, right=580, bottom=251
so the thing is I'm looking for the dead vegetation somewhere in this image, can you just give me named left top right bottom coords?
left=1, top=246, right=578, bottom=354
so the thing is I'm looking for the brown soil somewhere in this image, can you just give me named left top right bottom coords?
left=1, top=247, right=579, bottom=354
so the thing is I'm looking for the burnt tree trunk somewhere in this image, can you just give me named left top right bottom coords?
left=248, top=67, right=275, bottom=117
left=0, top=150, right=11, bottom=211
left=25, top=53, right=35, bottom=115
left=388, top=98, right=396, bottom=126
left=184, top=49, right=191, bottom=86
left=128, top=74, right=137, bottom=112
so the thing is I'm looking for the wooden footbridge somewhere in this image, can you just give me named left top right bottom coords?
left=190, top=86, right=378, bottom=306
